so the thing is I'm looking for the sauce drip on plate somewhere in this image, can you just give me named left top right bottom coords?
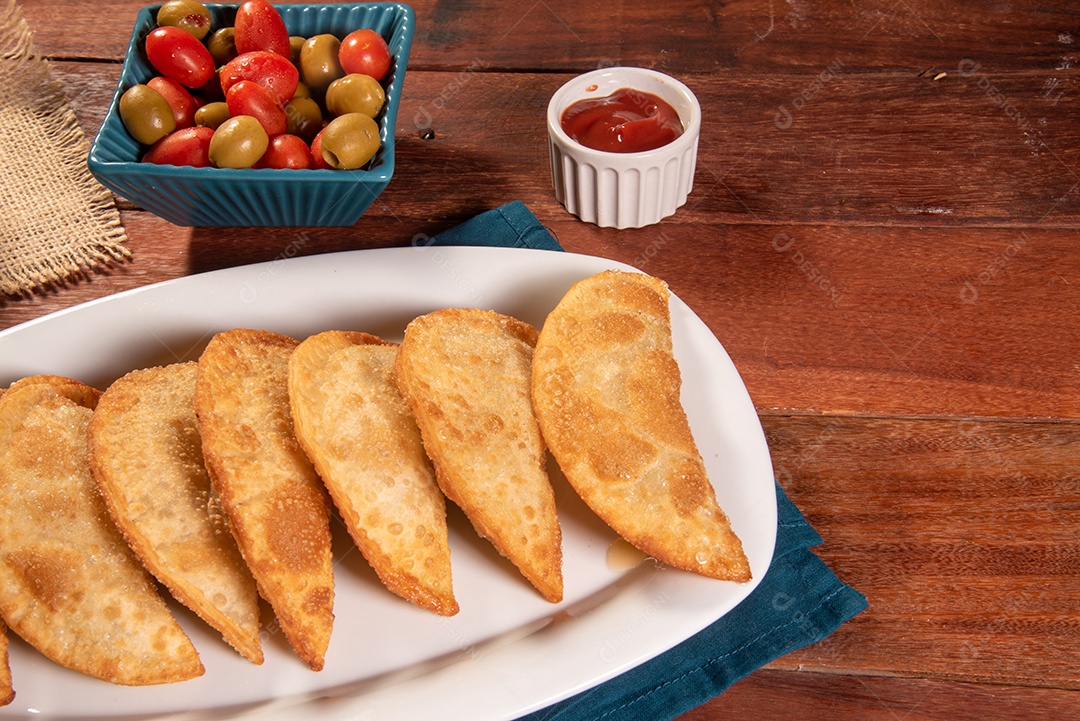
left=606, top=537, right=649, bottom=571
left=560, top=88, right=684, bottom=153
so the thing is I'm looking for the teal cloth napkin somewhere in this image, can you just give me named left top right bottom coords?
left=427, top=200, right=563, bottom=251
left=430, top=201, right=868, bottom=720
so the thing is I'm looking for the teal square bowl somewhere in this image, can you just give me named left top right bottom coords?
left=88, top=3, right=414, bottom=227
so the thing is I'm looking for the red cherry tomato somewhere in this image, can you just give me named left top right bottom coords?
left=145, top=26, right=215, bottom=88
left=309, top=128, right=333, bottom=169
left=147, top=76, right=199, bottom=129
left=338, top=29, right=391, bottom=81
left=142, top=126, right=215, bottom=166
left=257, top=134, right=313, bottom=169
left=234, top=0, right=290, bottom=57
left=226, top=80, right=288, bottom=137
left=220, top=51, right=299, bottom=104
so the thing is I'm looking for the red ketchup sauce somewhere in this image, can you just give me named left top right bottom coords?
left=560, top=87, right=684, bottom=153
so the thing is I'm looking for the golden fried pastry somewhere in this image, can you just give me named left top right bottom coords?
left=0, top=376, right=204, bottom=685
left=195, top=329, right=335, bottom=671
left=395, top=309, right=563, bottom=603
left=289, top=331, right=458, bottom=616
left=88, top=363, right=263, bottom=664
left=0, top=619, right=13, bottom=706
left=532, top=271, right=751, bottom=582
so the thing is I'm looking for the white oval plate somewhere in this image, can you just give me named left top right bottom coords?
left=0, top=246, right=776, bottom=721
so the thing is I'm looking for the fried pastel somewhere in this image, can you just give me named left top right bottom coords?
left=289, top=331, right=458, bottom=616
left=531, top=271, right=751, bottom=582
left=0, top=619, right=13, bottom=706
left=0, top=376, right=204, bottom=685
left=195, top=329, right=335, bottom=671
left=88, top=363, right=263, bottom=664
left=395, top=309, right=563, bottom=603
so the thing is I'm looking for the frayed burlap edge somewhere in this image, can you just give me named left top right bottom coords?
left=0, top=0, right=129, bottom=296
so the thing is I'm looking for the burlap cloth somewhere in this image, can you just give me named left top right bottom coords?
left=0, top=0, right=128, bottom=296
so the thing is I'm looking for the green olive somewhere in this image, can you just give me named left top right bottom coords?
left=289, top=36, right=305, bottom=66
left=119, top=84, right=176, bottom=145
left=209, top=115, right=268, bottom=168
left=292, top=81, right=312, bottom=100
left=156, top=0, right=213, bottom=40
left=325, top=74, right=386, bottom=118
left=207, top=27, right=238, bottom=66
left=194, top=101, right=230, bottom=130
left=284, top=96, right=323, bottom=142
left=299, top=34, right=344, bottom=99
left=319, top=113, right=380, bottom=170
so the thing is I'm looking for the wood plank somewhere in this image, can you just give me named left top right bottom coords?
left=47, top=63, right=1080, bottom=227
left=677, top=669, right=1080, bottom=721
left=651, top=224, right=1080, bottom=422
left=391, top=70, right=1080, bottom=226
left=407, top=0, right=1080, bottom=74
left=5, top=74, right=1077, bottom=420
left=8, top=54, right=1080, bottom=420
left=759, top=415, right=1080, bottom=688
left=5, top=215, right=1080, bottom=421
left=19, top=0, right=1080, bottom=74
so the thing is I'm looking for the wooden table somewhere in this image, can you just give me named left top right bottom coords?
left=5, top=1, right=1080, bottom=718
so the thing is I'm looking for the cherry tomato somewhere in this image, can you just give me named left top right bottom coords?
left=234, top=0, right=290, bottom=57
left=338, top=29, right=391, bottom=81
left=144, top=26, right=215, bottom=88
left=147, top=76, right=199, bottom=129
left=226, top=80, right=288, bottom=137
left=220, top=51, right=299, bottom=104
left=309, top=128, right=334, bottom=169
left=256, top=134, right=313, bottom=169
left=142, top=126, right=215, bottom=166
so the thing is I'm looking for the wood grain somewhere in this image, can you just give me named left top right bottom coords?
left=5, top=1, right=1080, bottom=719
left=678, top=669, right=1080, bottom=721
left=761, top=414, right=1080, bottom=688
left=15, top=63, right=1078, bottom=426
left=5, top=214, right=1078, bottom=422
left=40, top=62, right=1080, bottom=230
left=394, top=70, right=1080, bottom=226
left=19, top=0, right=1080, bottom=73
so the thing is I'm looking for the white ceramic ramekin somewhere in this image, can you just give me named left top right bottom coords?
left=547, top=67, right=701, bottom=229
